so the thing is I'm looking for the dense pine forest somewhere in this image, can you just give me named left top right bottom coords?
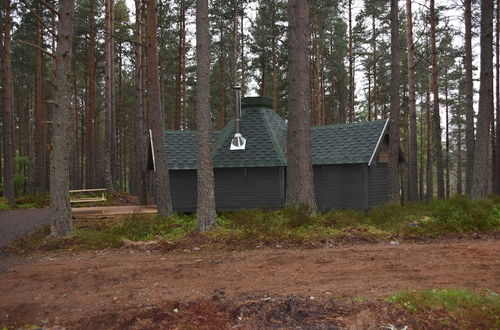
left=1, top=0, right=499, bottom=234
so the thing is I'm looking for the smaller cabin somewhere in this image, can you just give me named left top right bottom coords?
left=160, top=97, right=400, bottom=212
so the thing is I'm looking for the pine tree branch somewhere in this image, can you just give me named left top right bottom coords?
left=34, top=0, right=58, bottom=16
left=19, top=0, right=56, bottom=38
left=18, top=39, right=55, bottom=58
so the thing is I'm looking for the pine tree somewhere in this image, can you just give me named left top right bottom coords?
left=388, top=0, right=400, bottom=202
left=50, top=0, right=75, bottom=236
left=472, top=0, right=494, bottom=199
left=146, top=0, right=173, bottom=215
left=2, top=0, right=15, bottom=207
left=196, top=0, right=216, bottom=231
left=286, top=0, right=315, bottom=210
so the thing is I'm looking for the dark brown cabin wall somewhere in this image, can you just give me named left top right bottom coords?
left=169, top=167, right=285, bottom=212
left=215, top=167, right=285, bottom=211
left=170, top=169, right=197, bottom=212
left=313, top=164, right=366, bottom=211
left=369, top=163, right=388, bottom=207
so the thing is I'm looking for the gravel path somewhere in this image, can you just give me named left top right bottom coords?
left=0, top=209, right=53, bottom=248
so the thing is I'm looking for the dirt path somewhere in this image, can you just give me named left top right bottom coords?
left=0, top=209, right=53, bottom=248
left=1, top=239, right=499, bottom=328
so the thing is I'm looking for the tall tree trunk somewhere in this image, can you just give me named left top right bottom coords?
left=232, top=0, right=238, bottom=86
left=286, top=0, right=316, bottom=210
left=85, top=0, right=97, bottom=188
left=372, top=14, right=378, bottom=120
left=272, top=33, right=278, bottom=111
left=430, top=0, right=445, bottom=198
left=134, top=0, right=147, bottom=204
left=34, top=1, right=47, bottom=194
left=465, top=0, right=475, bottom=195
left=0, top=13, right=3, bottom=192
left=196, top=0, right=216, bottom=231
left=348, top=0, right=354, bottom=123
left=426, top=83, right=433, bottom=200
left=406, top=0, right=418, bottom=201
left=472, top=0, right=494, bottom=199
left=71, top=72, right=80, bottom=189
left=419, top=95, right=425, bottom=200
left=2, top=0, right=15, bottom=207
left=146, top=0, right=172, bottom=215
left=175, top=0, right=186, bottom=130
left=388, top=0, right=401, bottom=202
left=240, top=10, right=246, bottom=95
left=494, top=0, right=500, bottom=194
left=445, top=69, right=450, bottom=197
left=457, top=89, right=463, bottom=194
left=104, top=0, right=116, bottom=194
left=50, top=0, right=75, bottom=237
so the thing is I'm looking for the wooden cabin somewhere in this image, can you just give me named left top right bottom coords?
left=160, top=97, right=396, bottom=212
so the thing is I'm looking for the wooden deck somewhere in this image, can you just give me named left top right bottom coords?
left=71, top=205, right=157, bottom=218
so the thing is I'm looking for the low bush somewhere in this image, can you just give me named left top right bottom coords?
left=388, top=289, right=500, bottom=328
left=7, top=195, right=500, bottom=253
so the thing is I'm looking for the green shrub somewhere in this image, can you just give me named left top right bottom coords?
left=318, top=209, right=367, bottom=228
left=419, top=195, right=500, bottom=233
left=389, top=289, right=500, bottom=328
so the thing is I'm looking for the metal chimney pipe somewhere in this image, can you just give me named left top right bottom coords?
left=234, top=85, right=241, bottom=134
left=230, top=85, right=246, bottom=150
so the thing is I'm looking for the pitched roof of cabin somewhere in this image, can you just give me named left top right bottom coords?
left=312, top=119, right=388, bottom=166
left=164, top=97, right=388, bottom=170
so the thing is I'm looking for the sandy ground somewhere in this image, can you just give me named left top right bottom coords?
left=0, top=239, right=498, bottom=328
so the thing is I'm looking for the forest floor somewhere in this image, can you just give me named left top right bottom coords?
left=0, top=209, right=53, bottom=248
left=1, top=237, right=499, bottom=329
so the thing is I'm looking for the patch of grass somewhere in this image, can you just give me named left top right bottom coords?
left=0, top=195, right=50, bottom=210
left=8, top=195, right=500, bottom=253
left=388, top=289, right=500, bottom=328
left=8, top=214, right=198, bottom=252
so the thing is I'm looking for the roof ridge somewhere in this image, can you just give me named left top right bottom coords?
left=312, top=119, right=387, bottom=130
left=260, top=109, right=287, bottom=165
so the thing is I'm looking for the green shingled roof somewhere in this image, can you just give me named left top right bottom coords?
left=165, top=97, right=388, bottom=169
left=312, top=119, right=388, bottom=165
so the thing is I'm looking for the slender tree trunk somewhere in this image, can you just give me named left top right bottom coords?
left=71, top=72, right=80, bottom=189
left=196, top=0, right=216, bottom=231
left=426, top=83, right=433, bottom=200
left=419, top=95, right=425, bottom=200
left=445, top=69, right=450, bottom=197
left=457, top=89, right=463, bottom=194
left=430, top=0, right=445, bottom=198
left=465, top=0, right=475, bottom=195
left=348, top=0, right=354, bottom=123
left=104, top=0, right=116, bottom=194
left=232, top=0, right=238, bottom=86
left=2, top=0, right=15, bottom=207
left=85, top=0, right=97, bottom=188
left=146, top=0, right=172, bottom=215
left=50, top=0, right=75, bottom=237
left=0, top=14, right=3, bottom=192
left=388, top=0, right=401, bottom=202
left=406, top=0, right=418, bottom=201
left=175, top=0, right=186, bottom=130
left=240, top=9, right=246, bottom=95
left=372, top=14, right=378, bottom=120
left=34, top=2, right=47, bottom=194
left=272, top=33, right=278, bottom=111
left=134, top=0, right=147, bottom=204
left=494, top=0, right=500, bottom=194
left=472, top=0, right=494, bottom=199
left=286, top=0, right=316, bottom=210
